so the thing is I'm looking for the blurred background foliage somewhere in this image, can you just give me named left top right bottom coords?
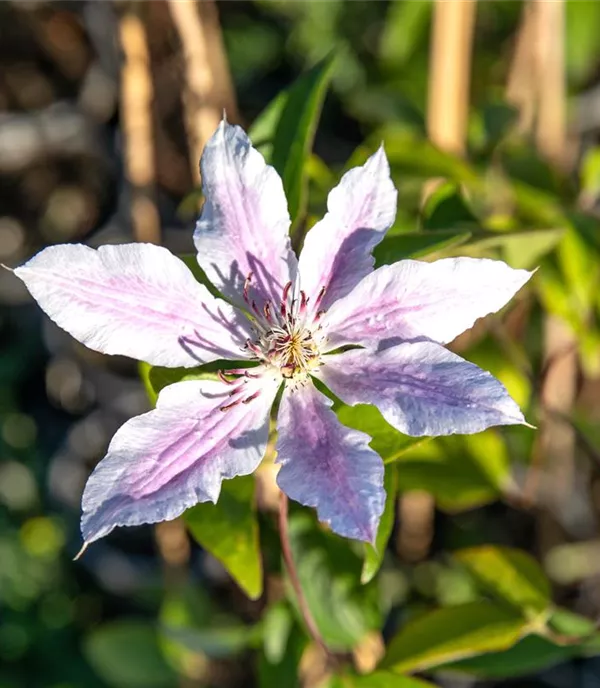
left=3, top=1, right=600, bottom=687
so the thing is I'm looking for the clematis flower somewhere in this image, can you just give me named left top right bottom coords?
left=15, top=120, right=532, bottom=548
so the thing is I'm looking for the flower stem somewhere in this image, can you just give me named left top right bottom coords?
left=278, top=491, right=330, bottom=656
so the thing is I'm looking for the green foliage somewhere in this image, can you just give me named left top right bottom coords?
left=286, top=512, right=381, bottom=651
left=453, top=546, right=551, bottom=618
left=251, top=54, right=336, bottom=227
left=328, top=672, right=435, bottom=687
left=362, top=464, right=398, bottom=584
left=381, top=601, right=529, bottom=673
left=84, top=622, right=177, bottom=688
left=185, top=475, right=263, bottom=600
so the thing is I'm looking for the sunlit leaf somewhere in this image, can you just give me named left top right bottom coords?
left=362, top=464, right=398, bottom=584
left=271, top=54, right=336, bottom=225
left=381, top=601, right=527, bottom=673
left=185, top=475, right=263, bottom=600
left=328, top=671, right=435, bottom=687
left=453, top=546, right=551, bottom=617
left=287, top=512, right=381, bottom=650
left=336, top=404, right=430, bottom=465
left=374, top=230, right=471, bottom=265
left=445, top=633, right=578, bottom=679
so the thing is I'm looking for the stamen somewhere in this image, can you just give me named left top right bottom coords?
left=217, top=370, right=236, bottom=385
left=228, top=368, right=260, bottom=378
left=299, top=290, right=308, bottom=316
left=315, top=309, right=326, bottom=322
left=245, top=339, right=263, bottom=357
left=280, top=281, right=293, bottom=319
left=243, top=272, right=254, bottom=304
left=220, top=398, right=243, bottom=412
left=242, top=390, right=261, bottom=404
left=264, top=302, right=273, bottom=323
left=315, top=285, right=327, bottom=306
left=229, top=384, right=246, bottom=397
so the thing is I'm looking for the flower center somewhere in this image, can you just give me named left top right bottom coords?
left=242, top=275, right=326, bottom=381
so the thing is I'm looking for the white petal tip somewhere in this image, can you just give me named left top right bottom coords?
left=1, top=263, right=14, bottom=273
left=523, top=421, right=537, bottom=430
left=73, top=541, right=90, bottom=561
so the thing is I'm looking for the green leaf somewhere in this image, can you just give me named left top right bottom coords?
left=271, top=55, right=336, bottom=225
left=259, top=606, right=307, bottom=688
left=374, top=230, right=472, bottom=265
left=548, top=608, right=597, bottom=639
left=161, top=624, right=253, bottom=659
left=453, top=546, right=551, bottom=618
left=338, top=401, right=511, bottom=511
left=379, top=0, right=431, bottom=68
left=329, top=671, right=435, bottom=687
left=336, top=403, right=431, bottom=465
left=480, top=102, right=519, bottom=151
left=138, top=361, right=221, bottom=407
left=381, top=601, right=528, bottom=673
left=179, top=254, right=221, bottom=297
left=362, top=464, right=398, bottom=584
left=84, top=621, right=177, bottom=688
left=185, top=475, right=263, bottom=600
left=445, top=633, right=578, bottom=679
left=287, top=512, right=381, bottom=651
left=421, top=182, right=479, bottom=232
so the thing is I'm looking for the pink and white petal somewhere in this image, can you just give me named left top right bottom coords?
left=275, top=382, right=385, bottom=543
left=14, top=243, right=252, bottom=368
left=81, top=372, right=280, bottom=545
left=194, top=120, right=297, bottom=310
left=321, top=257, right=533, bottom=350
left=298, top=147, right=397, bottom=313
left=316, top=342, right=526, bottom=437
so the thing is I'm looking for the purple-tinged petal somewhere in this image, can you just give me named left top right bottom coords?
left=194, top=120, right=297, bottom=310
left=81, top=371, right=280, bottom=544
left=316, top=342, right=527, bottom=437
left=275, top=382, right=385, bottom=543
left=321, top=257, right=533, bottom=350
left=298, top=147, right=397, bottom=313
left=14, top=243, right=252, bottom=367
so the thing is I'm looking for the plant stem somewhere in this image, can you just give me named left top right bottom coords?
left=278, top=491, right=330, bottom=657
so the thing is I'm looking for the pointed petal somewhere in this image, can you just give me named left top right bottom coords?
left=317, top=342, right=526, bottom=437
left=14, top=243, right=252, bottom=367
left=194, top=120, right=297, bottom=310
left=81, top=372, right=280, bottom=544
left=321, top=257, right=533, bottom=350
left=298, top=147, right=397, bottom=312
left=275, top=382, right=385, bottom=542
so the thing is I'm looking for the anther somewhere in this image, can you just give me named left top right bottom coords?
left=245, top=339, right=263, bottom=357
left=299, top=290, right=308, bottom=315
left=242, top=390, right=261, bottom=404
left=281, top=281, right=293, bottom=319
left=315, top=285, right=327, bottom=306
left=220, top=398, right=243, bottom=412
left=217, top=370, right=235, bottom=385
left=314, top=309, right=326, bottom=322
left=243, top=272, right=254, bottom=304
left=264, top=302, right=273, bottom=323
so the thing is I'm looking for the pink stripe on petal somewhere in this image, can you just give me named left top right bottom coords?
left=298, top=147, right=397, bottom=313
left=81, top=374, right=280, bottom=545
left=194, top=120, right=297, bottom=310
left=15, top=243, right=252, bottom=367
left=317, top=343, right=527, bottom=437
left=275, top=382, right=385, bottom=543
left=321, top=257, right=533, bottom=351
